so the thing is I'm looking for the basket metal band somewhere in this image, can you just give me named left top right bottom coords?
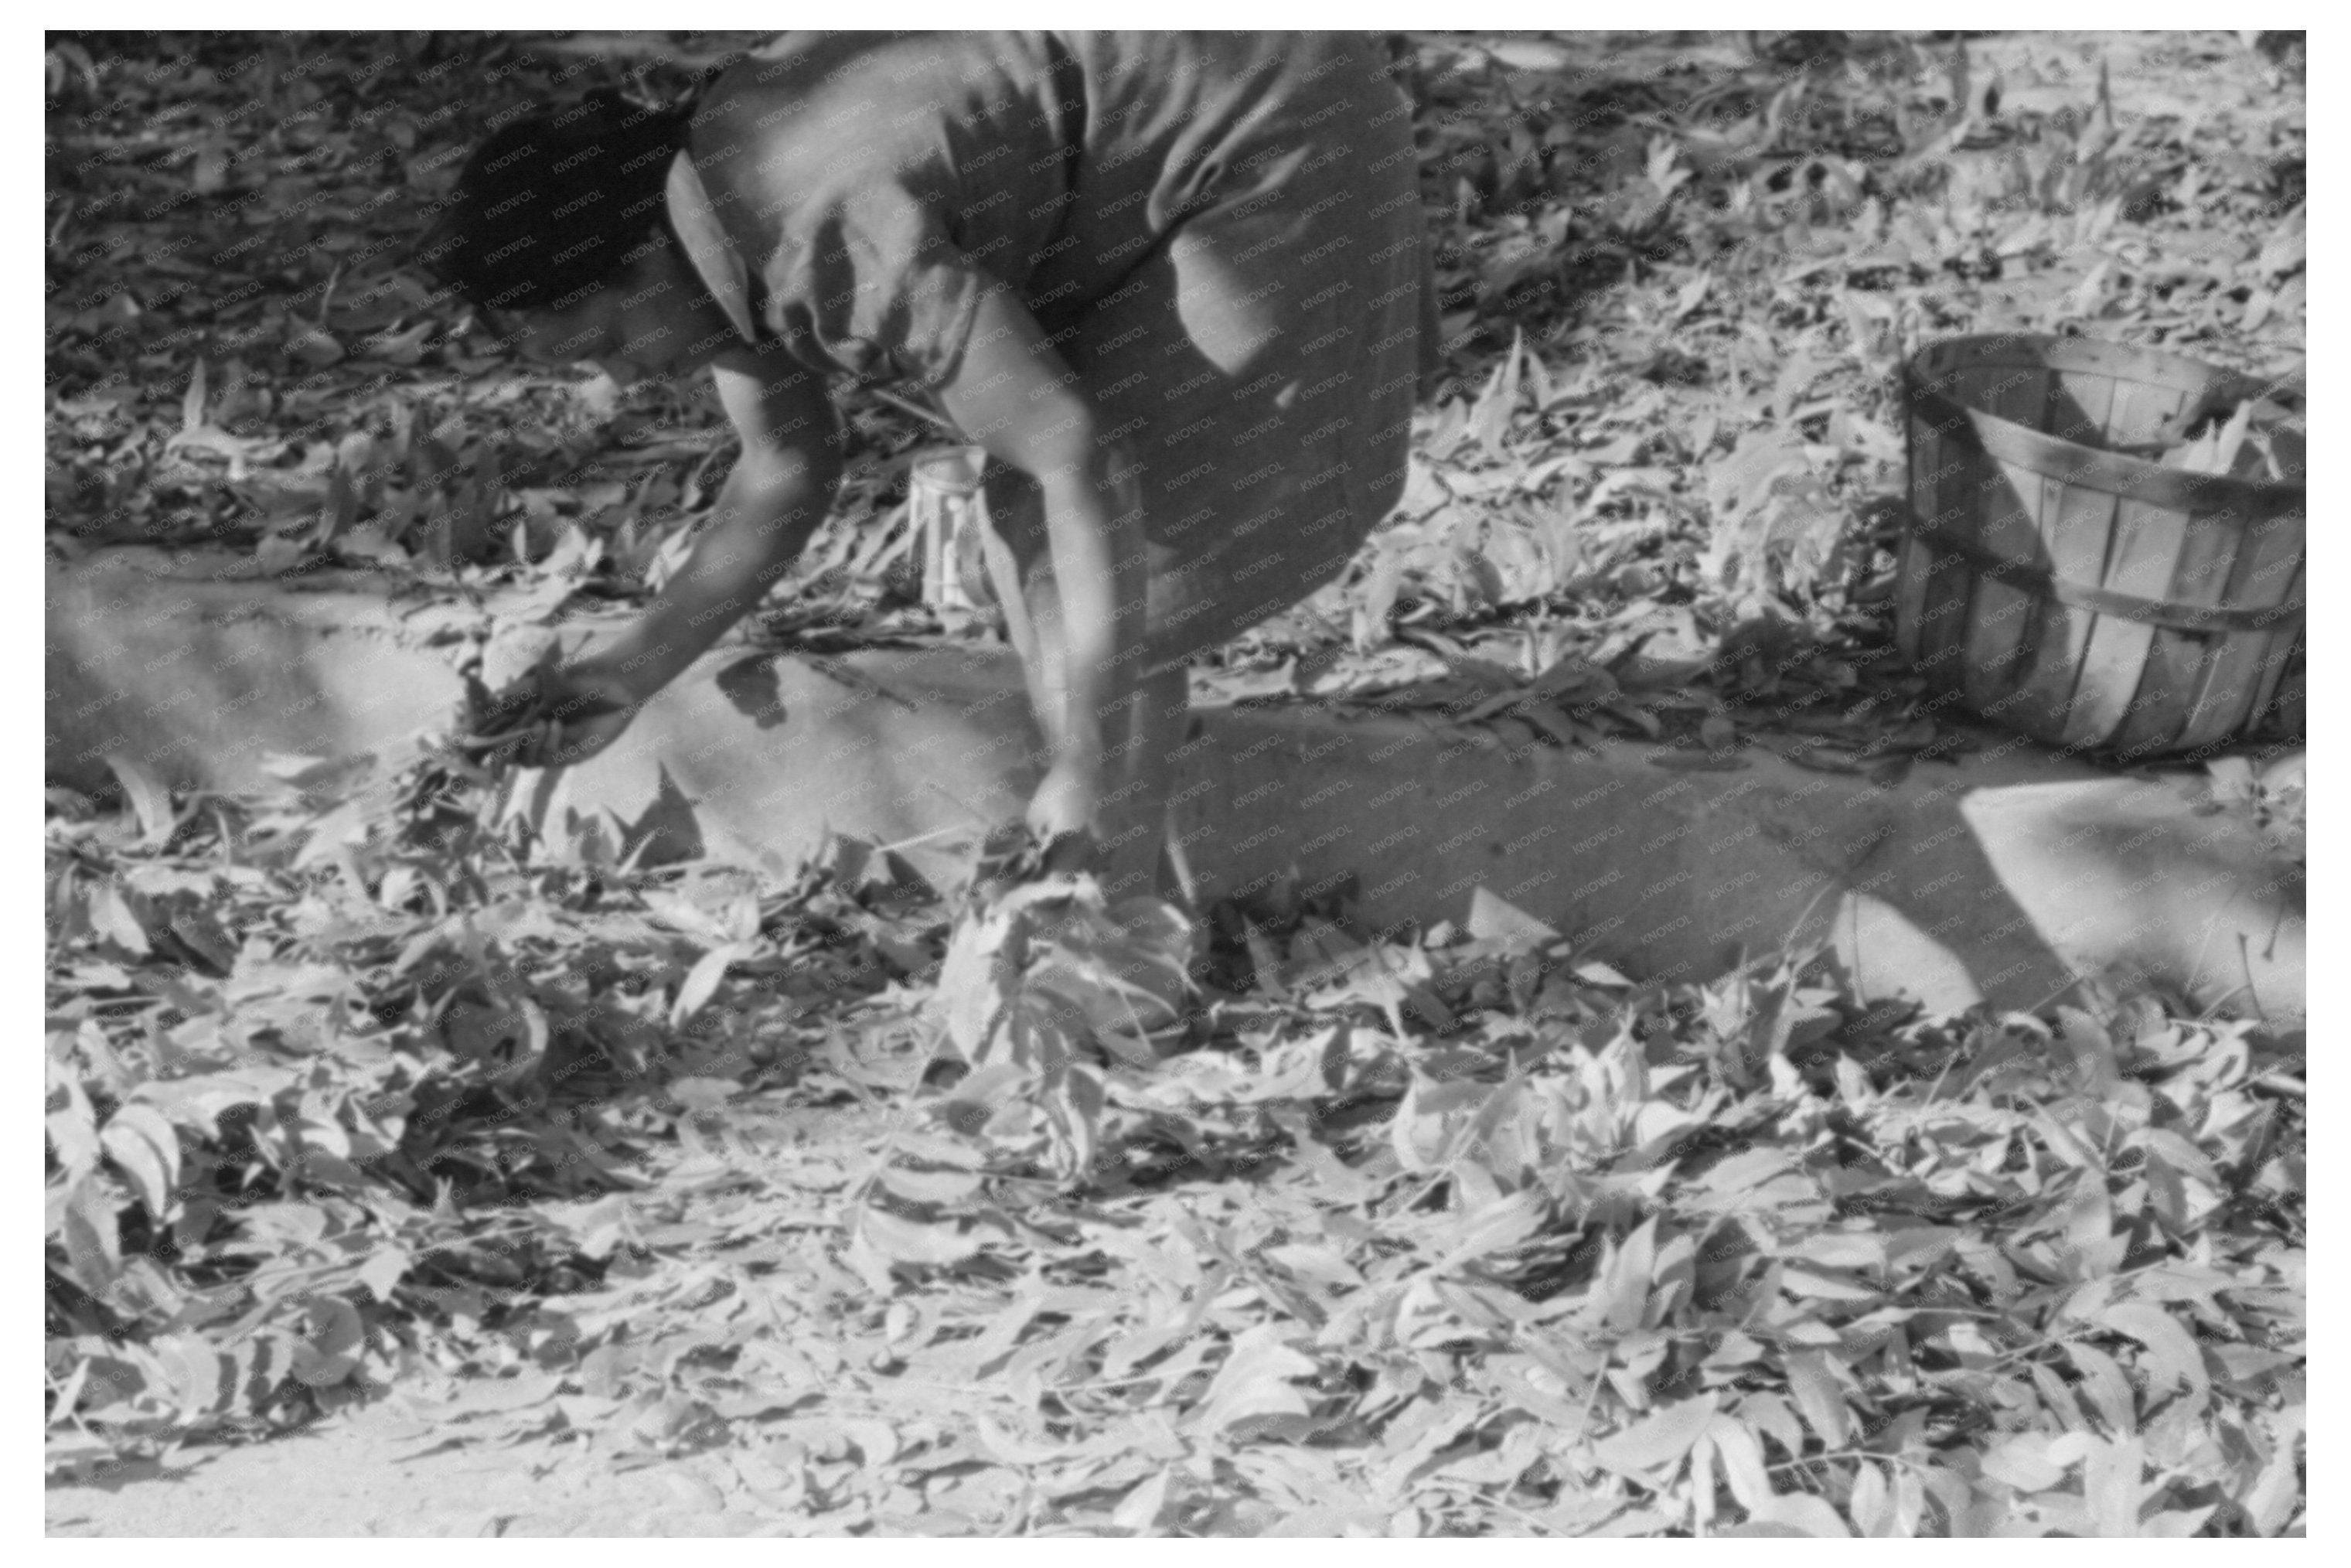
left=1906, top=525, right=2305, bottom=634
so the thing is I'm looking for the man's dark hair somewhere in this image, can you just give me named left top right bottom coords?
left=420, top=88, right=694, bottom=314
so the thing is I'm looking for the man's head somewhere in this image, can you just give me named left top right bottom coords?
left=422, top=90, right=731, bottom=382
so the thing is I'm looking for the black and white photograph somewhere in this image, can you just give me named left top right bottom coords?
left=43, top=18, right=2308, bottom=1538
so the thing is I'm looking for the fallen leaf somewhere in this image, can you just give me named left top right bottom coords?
left=1589, top=1394, right=1717, bottom=1481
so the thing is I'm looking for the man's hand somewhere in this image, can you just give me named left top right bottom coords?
left=1024, top=755, right=1102, bottom=847
left=461, top=649, right=647, bottom=771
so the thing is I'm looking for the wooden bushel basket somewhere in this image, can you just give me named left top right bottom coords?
left=1896, top=334, right=2304, bottom=758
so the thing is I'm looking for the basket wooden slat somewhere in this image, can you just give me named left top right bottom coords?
left=1960, top=375, right=2050, bottom=711
left=2056, top=368, right=2176, bottom=747
left=1896, top=333, right=2304, bottom=757
left=2012, top=464, right=2118, bottom=741
left=1899, top=386, right=1974, bottom=680
left=2180, top=515, right=2304, bottom=752
left=2228, top=557, right=2304, bottom=742
left=1892, top=434, right=1931, bottom=664
left=2261, top=605, right=2305, bottom=736
left=2116, top=476, right=2256, bottom=755
left=2069, top=493, right=2186, bottom=749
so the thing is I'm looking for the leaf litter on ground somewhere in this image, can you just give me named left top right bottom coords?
left=46, top=719, right=2307, bottom=1534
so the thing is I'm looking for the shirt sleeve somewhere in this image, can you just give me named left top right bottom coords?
left=692, top=128, right=990, bottom=390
